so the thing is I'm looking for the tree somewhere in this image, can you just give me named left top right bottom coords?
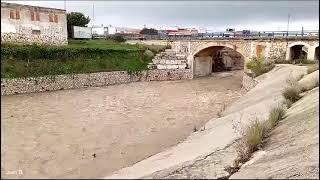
left=140, top=28, right=158, bottom=35
left=112, top=34, right=126, bottom=43
left=67, top=12, right=91, bottom=38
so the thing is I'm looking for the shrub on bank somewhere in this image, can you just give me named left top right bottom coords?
left=265, top=106, right=286, bottom=129
left=111, top=35, right=126, bottom=43
left=307, top=63, right=319, bottom=74
left=274, top=58, right=317, bottom=65
left=282, top=79, right=302, bottom=103
left=229, top=105, right=286, bottom=174
left=246, top=57, right=275, bottom=77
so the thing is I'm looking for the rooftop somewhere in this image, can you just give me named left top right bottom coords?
left=1, top=2, right=66, bottom=13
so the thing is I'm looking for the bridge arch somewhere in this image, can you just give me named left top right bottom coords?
left=189, top=42, right=245, bottom=77
left=285, top=41, right=311, bottom=60
left=310, top=43, right=319, bottom=60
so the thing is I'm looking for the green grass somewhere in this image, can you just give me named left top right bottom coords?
left=67, top=39, right=141, bottom=50
left=1, top=39, right=169, bottom=78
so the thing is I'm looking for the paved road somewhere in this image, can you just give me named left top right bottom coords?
left=1, top=71, right=243, bottom=178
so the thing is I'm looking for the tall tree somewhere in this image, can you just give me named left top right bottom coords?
left=67, top=12, right=91, bottom=38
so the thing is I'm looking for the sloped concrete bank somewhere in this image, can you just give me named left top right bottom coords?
left=230, top=87, right=319, bottom=179
left=104, top=64, right=308, bottom=179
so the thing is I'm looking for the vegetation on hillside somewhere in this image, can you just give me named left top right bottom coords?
left=246, top=57, right=275, bottom=77
left=274, top=58, right=317, bottom=65
left=1, top=40, right=170, bottom=78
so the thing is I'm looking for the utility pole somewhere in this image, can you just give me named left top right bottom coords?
left=301, top=26, right=304, bottom=36
left=64, top=0, right=66, bottom=11
left=286, top=13, right=290, bottom=37
left=92, top=2, right=95, bottom=27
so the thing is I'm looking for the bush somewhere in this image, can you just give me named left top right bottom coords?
left=307, top=63, right=319, bottom=74
left=274, top=58, right=317, bottom=65
left=112, top=35, right=126, bottom=43
left=266, top=106, right=285, bottom=129
left=244, top=120, right=266, bottom=153
left=282, top=80, right=301, bottom=103
left=293, top=59, right=316, bottom=64
left=231, top=105, right=287, bottom=175
left=283, top=99, right=293, bottom=108
left=246, top=57, right=275, bottom=77
left=143, top=50, right=154, bottom=60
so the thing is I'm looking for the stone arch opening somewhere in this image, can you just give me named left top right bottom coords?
left=289, top=45, right=308, bottom=60
left=193, top=46, right=244, bottom=77
left=315, top=46, right=319, bottom=60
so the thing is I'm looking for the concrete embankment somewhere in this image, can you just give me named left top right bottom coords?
left=230, top=87, right=319, bottom=179
left=105, top=64, right=308, bottom=179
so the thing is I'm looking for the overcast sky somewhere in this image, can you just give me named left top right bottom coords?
left=4, top=0, right=319, bottom=31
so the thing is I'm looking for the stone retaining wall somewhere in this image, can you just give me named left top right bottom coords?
left=1, top=69, right=193, bottom=95
left=242, top=72, right=258, bottom=91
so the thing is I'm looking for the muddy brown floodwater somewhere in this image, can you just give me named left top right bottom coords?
left=1, top=71, right=244, bottom=179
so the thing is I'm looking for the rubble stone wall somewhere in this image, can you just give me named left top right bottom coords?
left=1, top=69, right=193, bottom=95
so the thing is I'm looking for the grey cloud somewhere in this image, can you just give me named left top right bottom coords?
left=4, top=1, right=319, bottom=30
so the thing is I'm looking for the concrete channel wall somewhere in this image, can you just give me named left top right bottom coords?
left=1, top=69, right=193, bottom=95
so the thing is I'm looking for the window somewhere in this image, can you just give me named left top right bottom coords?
left=9, top=9, right=20, bottom=20
left=31, top=9, right=40, bottom=21
left=36, top=12, right=40, bottom=21
left=15, top=10, right=20, bottom=19
left=9, top=10, right=15, bottom=19
left=31, top=11, right=35, bottom=21
left=49, top=14, right=58, bottom=23
left=54, top=14, right=58, bottom=23
left=49, top=14, right=53, bottom=22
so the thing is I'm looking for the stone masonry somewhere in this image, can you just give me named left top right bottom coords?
left=1, top=2, right=68, bottom=46
left=1, top=69, right=193, bottom=95
left=128, top=38, right=318, bottom=76
left=148, top=49, right=188, bottom=70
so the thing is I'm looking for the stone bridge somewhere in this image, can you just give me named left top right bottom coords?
left=129, top=38, right=319, bottom=77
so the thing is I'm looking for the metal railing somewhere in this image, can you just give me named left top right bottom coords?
left=120, top=30, right=319, bottom=40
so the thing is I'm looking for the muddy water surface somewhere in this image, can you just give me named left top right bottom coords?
left=1, top=71, right=244, bottom=178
